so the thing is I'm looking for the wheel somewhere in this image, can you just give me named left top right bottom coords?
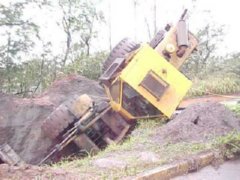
left=41, top=104, right=76, bottom=139
left=102, top=38, right=139, bottom=72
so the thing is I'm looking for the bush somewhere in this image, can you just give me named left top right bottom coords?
left=65, top=51, right=107, bottom=80
left=187, top=75, right=240, bottom=97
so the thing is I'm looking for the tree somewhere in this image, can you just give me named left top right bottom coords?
left=141, top=0, right=158, bottom=41
left=0, top=1, right=40, bottom=93
left=133, top=0, right=138, bottom=41
left=181, top=23, right=225, bottom=78
left=58, top=0, right=104, bottom=67
left=108, top=0, right=112, bottom=51
left=153, top=0, right=157, bottom=35
left=65, top=51, right=107, bottom=80
left=221, top=53, right=240, bottom=78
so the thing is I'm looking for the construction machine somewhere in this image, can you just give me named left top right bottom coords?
left=40, top=10, right=198, bottom=164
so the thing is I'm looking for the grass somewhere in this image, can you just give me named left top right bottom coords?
left=51, top=119, right=211, bottom=178
left=51, top=139, right=214, bottom=179
left=187, top=76, right=240, bottom=97
left=52, top=119, right=161, bottom=168
left=50, top=104, right=240, bottom=179
left=213, top=131, right=240, bottom=159
left=226, top=104, right=240, bottom=117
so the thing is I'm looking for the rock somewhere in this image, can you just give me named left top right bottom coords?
left=93, top=157, right=127, bottom=169
left=139, top=151, right=159, bottom=163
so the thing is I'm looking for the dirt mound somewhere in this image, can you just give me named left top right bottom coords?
left=0, top=164, right=86, bottom=180
left=0, top=75, right=105, bottom=164
left=154, top=102, right=240, bottom=144
left=40, top=74, right=106, bottom=105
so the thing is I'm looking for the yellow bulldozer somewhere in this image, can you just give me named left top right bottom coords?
left=40, top=10, right=198, bottom=164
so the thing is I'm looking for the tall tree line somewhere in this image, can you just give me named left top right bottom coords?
left=0, top=0, right=238, bottom=97
left=0, top=0, right=105, bottom=96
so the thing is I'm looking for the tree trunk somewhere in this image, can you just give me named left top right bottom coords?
left=62, top=19, right=71, bottom=67
left=144, top=17, right=152, bottom=41
left=108, top=0, right=112, bottom=51
left=6, top=35, right=11, bottom=93
left=153, top=0, right=157, bottom=35
left=134, top=0, right=137, bottom=41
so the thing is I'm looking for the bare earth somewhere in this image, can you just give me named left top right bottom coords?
left=153, top=102, right=240, bottom=144
left=0, top=75, right=240, bottom=179
left=0, top=75, right=105, bottom=164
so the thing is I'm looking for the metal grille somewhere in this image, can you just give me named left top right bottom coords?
left=140, top=71, right=168, bottom=100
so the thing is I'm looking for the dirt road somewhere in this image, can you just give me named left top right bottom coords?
left=180, top=94, right=240, bottom=108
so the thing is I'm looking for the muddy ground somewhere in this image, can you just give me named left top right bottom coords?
left=0, top=75, right=106, bottom=164
left=48, top=101, right=239, bottom=179
left=0, top=164, right=83, bottom=180
left=153, top=102, right=240, bottom=144
left=0, top=75, right=240, bottom=179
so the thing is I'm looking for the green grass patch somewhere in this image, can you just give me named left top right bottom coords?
left=52, top=119, right=162, bottom=168
left=50, top=119, right=214, bottom=178
left=51, top=104, right=240, bottom=179
left=187, top=76, right=240, bottom=97
left=226, top=104, right=240, bottom=117
left=213, top=131, right=240, bottom=159
left=52, top=140, right=213, bottom=179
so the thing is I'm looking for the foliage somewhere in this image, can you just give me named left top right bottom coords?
left=51, top=123, right=240, bottom=178
left=0, top=1, right=40, bottom=93
left=50, top=119, right=218, bottom=178
left=52, top=119, right=208, bottom=178
left=214, top=131, right=240, bottom=159
left=181, top=24, right=225, bottom=78
left=226, top=104, right=240, bottom=117
left=0, top=0, right=239, bottom=98
left=221, top=53, right=240, bottom=78
left=1, top=58, right=57, bottom=96
left=58, top=0, right=104, bottom=66
left=51, top=105, right=240, bottom=178
left=187, top=75, right=240, bottom=97
left=0, top=0, right=105, bottom=96
left=65, top=51, right=107, bottom=80
left=0, top=50, right=107, bottom=96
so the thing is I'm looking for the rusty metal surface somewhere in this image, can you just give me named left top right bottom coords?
left=41, top=104, right=75, bottom=139
left=41, top=94, right=94, bottom=140
left=39, top=104, right=133, bottom=163
left=101, top=110, right=131, bottom=143
left=73, top=134, right=100, bottom=154
left=66, top=94, right=93, bottom=119
left=0, top=143, right=25, bottom=166
left=101, top=110, right=127, bottom=136
left=155, top=27, right=198, bottom=69
left=149, top=30, right=165, bottom=48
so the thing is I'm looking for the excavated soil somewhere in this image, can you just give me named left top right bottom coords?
left=0, top=164, right=85, bottom=180
left=81, top=102, right=240, bottom=177
left=153, top=102, right=240, bottom=144
left=1, top=74, right=240, bottom=179
left=0, top=75, right=106, bottom=165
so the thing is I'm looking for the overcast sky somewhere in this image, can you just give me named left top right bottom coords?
left=1, top=0, right=240, bottom=57
left=101, top=0, right=240, bottom=55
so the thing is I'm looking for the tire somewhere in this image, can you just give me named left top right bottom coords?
left=102, top=38, right=139, bottom=72
left=41, top=104, right=76, bottom=139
